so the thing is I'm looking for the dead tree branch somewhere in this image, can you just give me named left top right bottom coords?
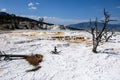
left=0, top=51, right=43, bottom=67
left=103, top=29, right=114, bottom=42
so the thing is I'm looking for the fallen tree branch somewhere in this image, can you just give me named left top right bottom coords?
left=0, top=51, right=43, bottom=72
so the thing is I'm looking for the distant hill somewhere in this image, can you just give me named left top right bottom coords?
left=0, top=12, right=9, bottom=16
left=0, top=12, right=54, bottom=30
left=68, top=22, right=120, bottom=31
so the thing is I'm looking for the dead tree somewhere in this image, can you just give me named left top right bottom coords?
left=39, top=17, right=44, bottom=28
left=90, top=9, right=113, bottom=53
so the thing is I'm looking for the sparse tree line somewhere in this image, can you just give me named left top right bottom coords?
left=0, top=14, right=44, bottom=30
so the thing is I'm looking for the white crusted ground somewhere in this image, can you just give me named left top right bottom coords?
left=0, top=30, right=120, bottom=80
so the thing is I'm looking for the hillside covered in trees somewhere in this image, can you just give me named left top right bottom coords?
left=0, top=12, right=54, bottom=30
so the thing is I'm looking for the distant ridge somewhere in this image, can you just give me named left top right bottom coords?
left=67, top=22, right=120, bottom=31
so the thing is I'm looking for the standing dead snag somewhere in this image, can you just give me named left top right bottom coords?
left=90, top=9, right=114, bottom=53
left=39, top=17, right=44, bottom=29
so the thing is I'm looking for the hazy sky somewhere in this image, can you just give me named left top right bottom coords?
left=0, top=0, right=120, bottom=25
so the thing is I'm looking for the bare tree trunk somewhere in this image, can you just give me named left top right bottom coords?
left=92, top=45, right=97, bottom=53
left=92, top=41, right=99, bottom=53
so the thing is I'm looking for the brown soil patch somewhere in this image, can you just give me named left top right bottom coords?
left=25, top=54, right=43, bottom=66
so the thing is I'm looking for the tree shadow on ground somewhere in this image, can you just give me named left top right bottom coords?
left=98, top=48, right=119, bottom=56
